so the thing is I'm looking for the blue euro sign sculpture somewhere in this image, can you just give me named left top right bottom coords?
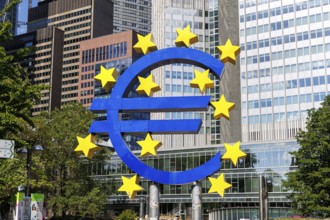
left=89, top=47, right=224, bottom=185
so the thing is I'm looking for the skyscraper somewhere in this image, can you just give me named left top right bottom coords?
left=27, top=0, right=113, bottom=112
left=3, top=26, right=64, bottom=114
left=239, top=0, right=330, bottom=142
left=78, top=31, right=139, bottom=108
left=151, top=0, right=242, bottom=147
left=113, top=0, right=151, bottom=35
left=151, top=0, right=218, bottom=148
left=78, top=30, right=149, bottom=150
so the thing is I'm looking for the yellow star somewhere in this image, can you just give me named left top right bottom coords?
left=190, top=69, right=214, bottom=94
left=94, top=66, right=118, bottom=91
left=216, top=39, right=240, bottom=64
left=222, top=141, right=247, bottom=167
left=208, top=173, right=232, bottom=197
left=136, top=74, right=161, bottom=96
left=210, top=95, right=235, bottom=120
left=74, top=134, right=101, bottom=159
left=137, top=133, right=162, bottom=157
left=175, top=25, right=198, bottom=47
left=118, top=175, right=144, bottom=199
left=133, top=33, right=157, bottom=55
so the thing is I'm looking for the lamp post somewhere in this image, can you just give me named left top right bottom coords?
left=17, top=145, right=44, bottom=197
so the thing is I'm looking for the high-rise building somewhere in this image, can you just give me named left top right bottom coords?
left=151, top=0, right=242, bottom=147
left=78, top=31, right=139, bottom=108
left=3, top=26, right=64, bottom=114
left=78, top=30, right=149, bottom=150
left=239, top=0, right=330, bottom=142
left=113, top=0, right=151, bottom=35
left=151, top=0, right=221, bottom=148
left=27, top=0, right=113, bottom=112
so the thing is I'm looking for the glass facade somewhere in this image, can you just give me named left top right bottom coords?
left=88, top=141, right=299, bottom=217
left=150, top=0, right=226, bottom=148
left=240, top=0, right=330, bottom=141
left=113, top=0, right=151, bottom=35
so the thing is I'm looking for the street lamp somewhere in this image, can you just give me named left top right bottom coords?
left=17, top=145, right=44, bottom=197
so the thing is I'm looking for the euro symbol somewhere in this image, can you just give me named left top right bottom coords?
left=89, top=47, right=224, bottom=185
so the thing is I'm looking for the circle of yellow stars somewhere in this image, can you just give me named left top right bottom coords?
left=76, top=26, right=243, bottom=198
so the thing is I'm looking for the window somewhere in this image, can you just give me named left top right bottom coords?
left=242, top=101, right=247, bottom=109
left=249, top=115, right=260, bottom=124
left=248, top=100, right=259, bottom=109
left=242, top=117, right=247, bottom=124
left=254, top=100, right=259, bottom=108
left=165, top=71, right=170, bottom=78
left=299, top=78, right=305, bottom=87
left=165, top=84, right=170, bottom=92
left=314, top=93, right=321, bottom=102
left=172, top=71, right=177, bottom=79
left=320, top=92, right=326, bottom=100
left=123, top=42, right=127, bottom=56
left=325, top=28, right=330, bottom=36
left=293, top=95, right=298, bottom=104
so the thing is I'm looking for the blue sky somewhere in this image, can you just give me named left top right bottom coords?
left=16, top=0, right=39, bottom=35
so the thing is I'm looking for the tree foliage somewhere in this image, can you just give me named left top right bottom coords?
left=0, top=0, right=43, bottom=205
left=0, top=3, right=108, bottom=218
left=0, top=104, right=110, bottom=218
left=36, top=103, right=106, bottom=218
left=0, top=0, right=43, bottom=140
left=283, top=96, right=330, bottom=217
left=116, top=209, right=138, bottom=220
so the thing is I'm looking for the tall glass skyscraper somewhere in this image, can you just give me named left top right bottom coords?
left=239, top=0, right=330, bottom=142
left=151, top=0, right=226, bottom=148
left=113, top=0, right=151, bottom=35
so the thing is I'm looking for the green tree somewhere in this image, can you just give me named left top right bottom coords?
left=0, top=104, right=110, bottom=218
left=283, top=96, right=330, bottom=217
left=38, top=103, right=108, bottom=218
left=0, top=0, right=43, bottom=140
left=0, top=3, right=108, bottom=218
left=0, top=0, right=43, bottom=210
left=116, top=209, right=138, bottom=220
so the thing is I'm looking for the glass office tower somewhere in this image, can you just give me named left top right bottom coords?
left=151, top=0, right=225, bottom=148
left=239, top=0, right=330, bottom=142
left=113, top=0, right=151, bottom=35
